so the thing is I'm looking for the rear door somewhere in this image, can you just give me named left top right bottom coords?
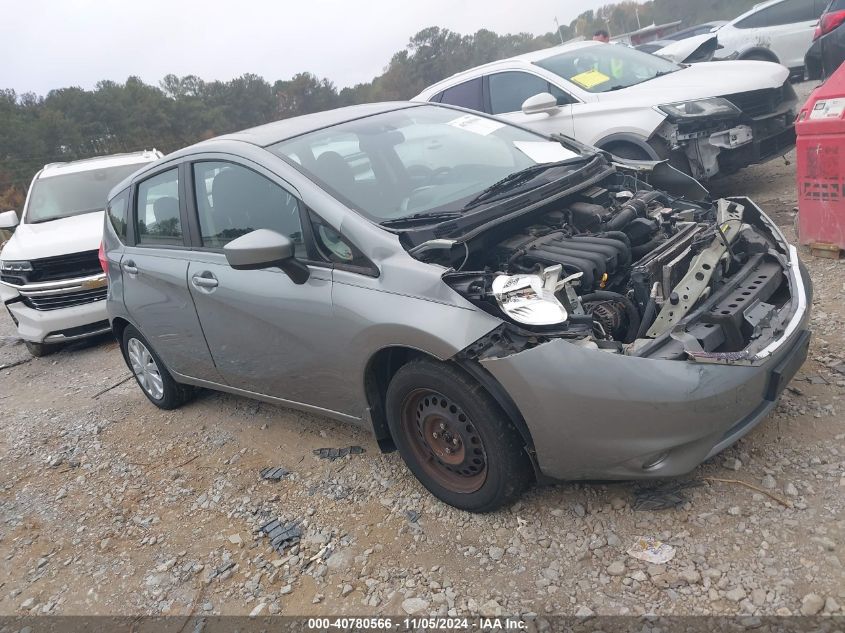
left=183, top=156, right=335, bottom=404
left=121, top=163, right=220, bottom=381
left=747, top=0, right=822, bottom=67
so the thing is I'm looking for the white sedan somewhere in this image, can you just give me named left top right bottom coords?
left=413, top=41, right=798, bottom=181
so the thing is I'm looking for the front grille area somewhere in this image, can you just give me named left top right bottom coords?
left=1, top=250, right=101, bottom=286
left=20, top=286, right=107, bottom=311
left=724, top=82, right=797, bottom=118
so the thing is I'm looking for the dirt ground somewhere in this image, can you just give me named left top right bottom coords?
left=0, top=81, right=843, bottom=619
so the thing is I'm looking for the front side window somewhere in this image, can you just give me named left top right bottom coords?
left=534, top=44, right=680, bottom=93
left=269, top=105, right=589, bottom=223
left=106, top=189, right=130, bottom=241
left=438, top=78, right=484, bottom=111
left=737, top=0, right=818, bottom=28
left=25, top=162, right=147, bottom=224
left=489, top=72, right=552, bottom=114
left=136, top=169, right=183, bottom=246
left=192, top=161, right=305, bottom=256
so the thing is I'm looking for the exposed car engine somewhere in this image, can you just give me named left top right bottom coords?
left=441, top=173, right=797, bottom=361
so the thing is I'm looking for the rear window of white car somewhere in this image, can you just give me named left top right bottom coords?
left=534, top=44, right=680, bottom=93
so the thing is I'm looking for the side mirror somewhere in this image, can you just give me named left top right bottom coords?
left=522, top=92, right=560, bottom=116
left=223, top=229, right=310, bottom=285
left=0, top=210, right=19, bottom=230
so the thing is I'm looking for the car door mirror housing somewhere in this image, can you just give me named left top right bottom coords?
left=223, top=229, right=310, bottom=284
left=522, top=92, right=561, bottom=116
left=0, top=210, right=19, bottom=230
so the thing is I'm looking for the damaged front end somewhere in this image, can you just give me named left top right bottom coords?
left=418, top=160, right=811, bottom=480
left=434, top=163, right=809, bottom=368
left=651, top=83, right=798, bottom=180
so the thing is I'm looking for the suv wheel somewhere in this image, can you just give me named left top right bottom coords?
left=121, top=325, right=194, bottom=410
left=25, top=341, right=59, bottom=357
left=385, top=359, right=533, bottom=512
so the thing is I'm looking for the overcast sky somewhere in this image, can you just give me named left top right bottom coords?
left=1, top=0, right=613, bottom=96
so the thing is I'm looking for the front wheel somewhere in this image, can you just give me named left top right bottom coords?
left=121, top=325, right=194, bottom=410
left=25, top=341, right=59, bottom=357
left=385, top=359, right=533, bottom=512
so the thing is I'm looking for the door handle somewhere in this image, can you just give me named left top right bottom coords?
left=191, top=272, right=219, bottom=289
left=123, top=260, right=138, bottom=275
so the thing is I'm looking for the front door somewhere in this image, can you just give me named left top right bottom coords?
left=184, top=159, right=335, bottom=404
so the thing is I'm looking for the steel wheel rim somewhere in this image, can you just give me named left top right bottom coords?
left=127, top=338, right=164, bottom=400
left=400, top=389, right=487, bottom=494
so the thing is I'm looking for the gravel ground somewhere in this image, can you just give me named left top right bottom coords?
left=1, top=82, right=843, bottom=619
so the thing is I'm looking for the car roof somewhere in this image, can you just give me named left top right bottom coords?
left=39, top=149, right=162, bottom=178
left=213, top=101, right=421, bottom=147
left=418, top=41, right=602, bottom=96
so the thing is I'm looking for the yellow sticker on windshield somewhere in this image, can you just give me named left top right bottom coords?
left=570, top=69, right=611, bottom=89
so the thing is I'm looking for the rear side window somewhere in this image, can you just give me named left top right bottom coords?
left=136, top=169, right=184, bottom=246
left=438, top=78, right=483, bottom=111
left=191, top=161, right=306, bottom=257
left=106, top=189, right=129, bottom=242
left=736, top=0, right=819, bottom=28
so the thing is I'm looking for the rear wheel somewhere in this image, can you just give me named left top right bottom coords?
left=385, top=359, right=533, bottom=512
left=740, top=51, right=778, bottom=63
left=121, top=325, right=194, bottom=410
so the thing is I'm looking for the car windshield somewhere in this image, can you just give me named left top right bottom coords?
left=534, top=44, right=681, bottom=93
left=25, top=162, right=147, bottom=224
left=268, top=105, right=588, bottom=222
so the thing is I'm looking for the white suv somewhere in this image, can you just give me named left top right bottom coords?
left=414, top=42, right=797, bottom=181
left=715, top=0, right=827, bottom=71
left=0, top=151, right=162, bottom=356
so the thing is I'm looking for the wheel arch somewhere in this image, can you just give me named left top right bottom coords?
left=737, top=46, right=780, bottom=63
left=363, top=345, right=542, bottom=480
left=595, top=133, right=661, bottom=160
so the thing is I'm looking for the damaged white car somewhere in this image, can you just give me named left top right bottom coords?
left=414, top=41, right=797, bottom=181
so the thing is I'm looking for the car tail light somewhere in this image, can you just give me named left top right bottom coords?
left=98, top=241, right=108, bottom=274
left=817, top=10, right=845, bottom=40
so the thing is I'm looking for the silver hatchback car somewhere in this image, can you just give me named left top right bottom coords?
left=103, top=102, right=811, bottom=512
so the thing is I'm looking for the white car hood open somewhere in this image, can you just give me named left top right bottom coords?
left=594, top=60, right=789, bottom=106
left=1, top=210, right=104, bottom=262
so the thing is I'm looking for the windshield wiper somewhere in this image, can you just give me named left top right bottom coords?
left=463, top=158, right=587, bottom=208
left=380, top=211, right=463, bottom=227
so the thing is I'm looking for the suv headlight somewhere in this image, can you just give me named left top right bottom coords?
left=0, top=260, right=33, bottom=273
left=658, top=98, right=741, bottom=122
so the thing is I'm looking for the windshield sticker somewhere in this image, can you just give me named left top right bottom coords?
left=513, top=141, right=579, bottom=164
left=570, top=69, right=611, bottom=89
left=810, top=98, right=845, bottom=120
left=447, top=114, right=505, bottom=136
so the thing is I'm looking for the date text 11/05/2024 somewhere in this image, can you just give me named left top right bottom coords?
left=306, top=617, right=526, bottom=629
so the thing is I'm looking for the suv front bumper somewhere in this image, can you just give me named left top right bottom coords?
left=1, top=274, right=111, bottom=344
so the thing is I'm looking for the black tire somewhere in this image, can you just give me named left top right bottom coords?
left=603, top=142, right=652, bottom=162
left=120, top=325, right=194, bottom=410
left=25, top=341, right=59, bottom=357
left=740, top=52, right=778, bottom=63
left=385, top=358, right=533, bottom=512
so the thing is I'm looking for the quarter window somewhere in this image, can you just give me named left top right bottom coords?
left=192, top=161, right=305, bottom=256
left=438, top=78, right=484, bottom=111
left=136, top=169, right=183, bottom=246
left=106, top=189, right=129, bottom=242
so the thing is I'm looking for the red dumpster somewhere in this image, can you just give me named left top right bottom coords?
left=796, top=63, right=845, bottom=257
